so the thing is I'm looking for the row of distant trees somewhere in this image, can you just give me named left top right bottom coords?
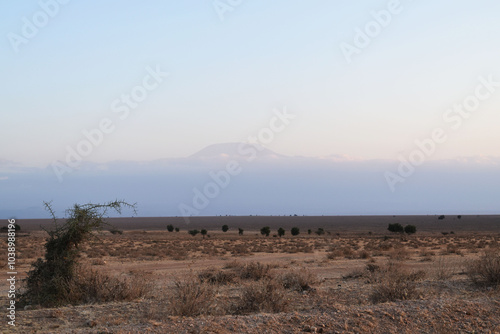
left=165, top=224, right=329, bottom=237
left=167, top=223, right=419, bottom=237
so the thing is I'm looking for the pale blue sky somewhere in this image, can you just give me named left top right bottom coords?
left=2, top=0, right=500, bottom=167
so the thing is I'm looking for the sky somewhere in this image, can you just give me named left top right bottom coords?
left=1, top=1, right=500, bottom=218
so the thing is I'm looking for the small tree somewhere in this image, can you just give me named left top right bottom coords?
left=457, top=215, right=462, bottom=219
left=20, top=200, right=135, bottom=307
left=260, top=226, right=271, bottom=237
left=388, top=223, right=404, bottom=233
left=222, top=225, right=229, bottom=232
left=167, top=224, right=174, bottom=232
left=1, top=223, right=21, bottom=232
left=238, top=228, right=244, bottom=235
left=189, top=229, right=200, bottom=237
left=277, top=227, right=285, bottom=237
left=201, top=229, right=207, bottom=238
left=307, top=229, right=312, bottom=235
left=315, top=228, right=325, bottom=236
left=175, top=227, right=180, bottom=232
left=438, top=215, right=445, bottom=220
left=291, top=227, right=300, bottom=236
left=404, top=225, right=417, bottom=234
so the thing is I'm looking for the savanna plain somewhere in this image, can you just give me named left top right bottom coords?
left=1, top=215, right=500, bottom=333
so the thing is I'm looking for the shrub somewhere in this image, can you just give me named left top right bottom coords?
left=279, top=269, right=316, bottom=292
left=307, top=229, right=312, bottom=235
left=388, top=223, right=404, bottom=233
left=20, top=200, right=136, bottom=307
left=188, top=229, right=200, bottom=236
left=166, top=224, right=174, bottom=232
left=1, top=223, right=21, bottom=232
left=232, top=279, right=288, bottom=314
left=201, top=229, right=207, bottom=238
left=466, top=248, right=500, bottom=286
left=404, top=225, right=417, bottom=234
left=168, top=275, right=216, bottom=316
left=260, top=226, right=271, bottom=237
left=67, top=267, right=150, bottom=304
left=175, top=227, right=180, bottom=232
left=238, top=228, right=244, bottom=235
left=222, top=225, right=229, bottom=232
left=438, top=215, right=445, bottom=220
left=315, top=228, right=325, bottom=236
left=370, top=262, right=424, bottom=303
left=291, top=227, right=300, bottom=236
left=198, top=268, right=236, bottom=285
left=278, top=227, right=285, bottom=237
left=236, top=262, right=271, bottom=281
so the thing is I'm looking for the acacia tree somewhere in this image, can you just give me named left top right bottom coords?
left=20, top=200, right=136, bottom=307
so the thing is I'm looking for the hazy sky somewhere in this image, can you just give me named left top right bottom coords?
left=2, top=0, right=500, bottom=168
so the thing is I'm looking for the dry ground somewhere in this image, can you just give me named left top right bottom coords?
left=1, top=215, right=500, bottom=333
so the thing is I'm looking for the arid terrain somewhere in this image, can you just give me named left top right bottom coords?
left=1, top=215, right=500, bottom=333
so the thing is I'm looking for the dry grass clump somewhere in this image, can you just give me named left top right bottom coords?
left=370, top=261, right=425, bottom=303
left=232, top=279, right=289, bottom=314
left=167, top=274, right=217, bottom=316
left=58, top=267, right=151, bottom=305
left=235, top=261, right=272, bottom=281
left=198, top=267, right=237, bottom=285
left=279, top=268, right=317, bottom=292
left=434, top=256, right=454, bottom=280
left=466, top=248, right=500, bottom=286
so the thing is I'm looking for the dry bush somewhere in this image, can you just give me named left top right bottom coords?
left=435, top=256, right=454, bottom=280
left=357, top=250, right=370, bottom=259
left=232, top=279, right=289, bottom=314
left=53, top=266, right=152, bottom=305
left=466, top=248, right=500, bottom=286
left=370, top=261, right=425, bottom=303
left=235, top=262, right=272, bottom=281
left=388, top=247, right=410, bottom=260
left=167, top=274, right=217, bottom=316
left=279, top=269, right=316, bottom=292
left=198, top=267, right=237, bottom=285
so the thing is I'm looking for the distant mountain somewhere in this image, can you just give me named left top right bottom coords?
left=189, top=142, right=284, bottom=159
